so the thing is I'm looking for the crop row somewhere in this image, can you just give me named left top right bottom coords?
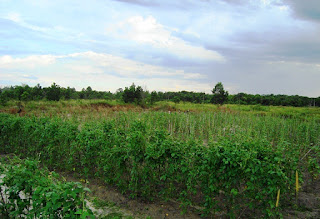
left=0, top=113, right=315, bottom=217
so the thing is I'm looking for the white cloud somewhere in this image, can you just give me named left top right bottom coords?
left=0, top=51, right=209, bottom=92
left=6, top=12, right=21, bottom=22
left=5, top=12, right=48, bottom=32
left=0, top=55, right=57, bottom=69
left=67, top=51, right=205, bottom=79
left=1, top=0, right=319, bottom=97
left=108, top=15, right=225, bottom=62
left=4, top=12, right=85, bottom=42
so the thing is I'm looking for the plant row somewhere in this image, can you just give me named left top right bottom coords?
left=0, top=113, right=311, bottom=217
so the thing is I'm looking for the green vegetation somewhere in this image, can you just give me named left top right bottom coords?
left=211, top=82, right=229, bottom=104
left=0, top=100, right=319, bottom=217
left=0, top=156, right=94, bottom=218
left=122, top=83, right=144, bottom=105
left=46, top=82, right=62, bottom=101
left=1, top=82, right=319, bottom=107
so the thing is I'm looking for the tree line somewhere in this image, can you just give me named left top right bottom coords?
left=0, top=83, right=319, bottom=107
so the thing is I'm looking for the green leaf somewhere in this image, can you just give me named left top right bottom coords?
left=75, top=209, right=83, bottom=215
left=230, top=188, right=238, bottom=196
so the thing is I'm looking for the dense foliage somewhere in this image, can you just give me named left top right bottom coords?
left=0, top=157, right=93, bottom=218
left=122, top=83, right=144, bottom=105
left=1, top=112, right=319, bottom=217
left=1, top=83, right=319, bottom=107
left=211, top=82, right=229, bottom=104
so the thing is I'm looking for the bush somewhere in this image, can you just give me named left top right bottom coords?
left=0, top=157, right=93, bottom=218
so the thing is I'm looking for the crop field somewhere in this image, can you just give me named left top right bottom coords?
left=1, top=100, right=320, bottom=218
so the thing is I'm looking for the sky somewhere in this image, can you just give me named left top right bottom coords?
left=0, top=0, right=320, bottom=97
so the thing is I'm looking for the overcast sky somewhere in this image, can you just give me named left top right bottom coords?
left=1, top=0, right=319, bottom=97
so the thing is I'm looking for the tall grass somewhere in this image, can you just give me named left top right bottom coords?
left=2, top=100, right=319, bottom=155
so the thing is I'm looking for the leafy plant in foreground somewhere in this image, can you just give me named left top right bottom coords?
left=0, top=158, right=94, bottom=218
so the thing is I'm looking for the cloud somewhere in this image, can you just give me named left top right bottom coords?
left=200, top=57, right=320, bottom=97
left=112, top=0, right=159, bottom=7
left=66, top=51, right=206, bottom=79
left=5, top=12, right=49, bottom=33
left=22, top=74, right=38, bottom=80
left=109, top=15, right=225, bottom=62
left=266, top=35, right=320, bottom=63
left=3, top=12, right=86, bottom=43
left=0, top=54, right=57, bottom=69
left=111, top=0, right=201, bottom=10
left=282, top=0, right=320, bottom=22
left=0, top=51, right=209, bottom=92
left=1, top=0, right=319, bottom=97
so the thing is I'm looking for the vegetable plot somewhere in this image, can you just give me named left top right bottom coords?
left=0, top=113, right=319, bottom=217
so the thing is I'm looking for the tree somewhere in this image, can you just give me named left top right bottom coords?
left=85, top=86, right=93, bottom=99
left=46, top=83, right=61, bottom=101
left=172, top=96, right=180, bottom=104
left=115, top=88, right=123, bottom=100
left=150, top=91, right=158, bottom=105
left=122, top=83, right=144, bottom=105
left=0, top=90, right=8, bottom=106
left=211, top=82, right=228, bottom=105
left=31, top=84, right=44, bottom=100
left=104, top=91, right=113, bottom=100
left=14, top=85, right=26, bottom=100
left=21, top=91, right=31, bottom=101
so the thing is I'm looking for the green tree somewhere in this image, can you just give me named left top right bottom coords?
left=61, top=86, right=74, bottom=100
left=122, top=83, right=144, bottom=105
left=172, top=96, right=180, bottom=103
left=21, top=91, right=31, bottom=101
left=14, top=85, right=26, bottom=100
left=85, top=86, right=93, bottom=99
left=31, top=84, right=44, bottom=100
left=104, top=91, right=113, bottom=100
left=0, top=90, right=8, bottom=106
left=115, top=88, right=123, bottom=100
left=211, top=82, right=228, bottom=105
left=150, top=91, right=158, bottom=105
left=46, top=83, right=61, bottom=101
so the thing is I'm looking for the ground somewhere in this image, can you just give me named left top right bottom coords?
left=60, top=169, right=320, bottom=219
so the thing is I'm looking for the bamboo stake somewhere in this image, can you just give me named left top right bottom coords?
left=276, top=189, right=280, bottom=208
left=296, top=170, right=299, bottom=205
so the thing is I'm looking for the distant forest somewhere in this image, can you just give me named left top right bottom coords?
left=0, top=83, right=319, bottom=107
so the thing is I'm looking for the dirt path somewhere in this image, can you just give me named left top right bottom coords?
left=65, top=171, right=320, bottom=219
left=62, top=173, right=204, bottom=219
left=283, top=177, right=320, bottom=219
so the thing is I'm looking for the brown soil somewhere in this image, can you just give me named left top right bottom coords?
left=61, top=172, right=205, bottom=219
left=282, top=176, right=320, bottom=219
left=80, top=103, right=143, bottom=112
left=152, top=105, right=177, bottom=112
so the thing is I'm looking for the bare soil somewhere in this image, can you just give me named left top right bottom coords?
left=282, top=176, right=320, bottom=219
left=61, top=172, right=205, bottom=219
